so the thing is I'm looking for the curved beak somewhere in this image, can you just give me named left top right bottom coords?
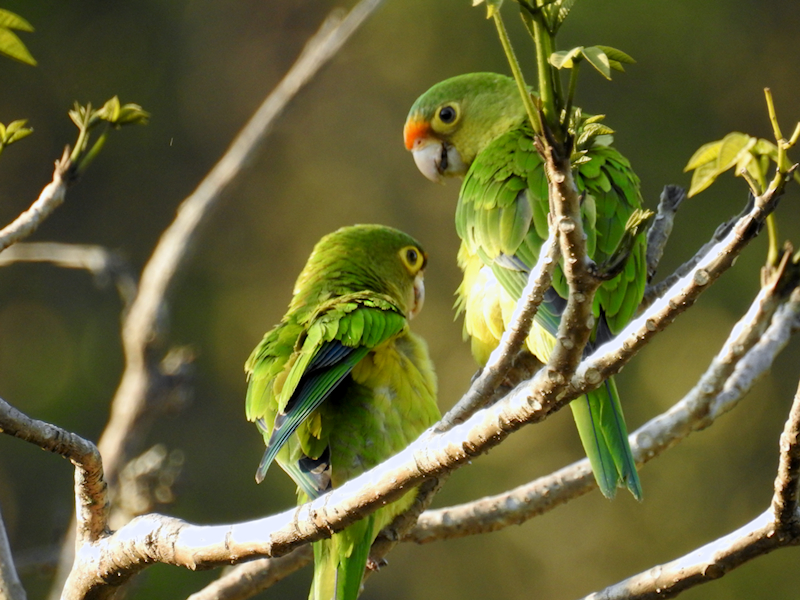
left=411, top=141, right=448, bottom=183
left=408, top=272, right=425, bottom=320
left=404, top=117, right=466, bottom=182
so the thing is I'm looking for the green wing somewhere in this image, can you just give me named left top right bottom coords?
left=457, top=124, right=645, bottom=332
left=455, top=123, right=644, bottom=500
left=245, top=296, right=408, bottom=490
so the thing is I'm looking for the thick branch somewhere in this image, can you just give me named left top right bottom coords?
left=35, top=164, right=795, bottom=597
left=0, top=150, right=71, bottom=253
left=408, top=282, right=800, bottom=543
left=0, top=397, right=108, bottom=545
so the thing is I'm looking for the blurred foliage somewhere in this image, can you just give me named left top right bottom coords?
left=1, top=1, right=800, bottom=599
left=0, top=8, right=35, bottom=65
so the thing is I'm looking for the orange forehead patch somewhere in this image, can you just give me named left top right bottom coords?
left=403, top=117, right=431, bottom=151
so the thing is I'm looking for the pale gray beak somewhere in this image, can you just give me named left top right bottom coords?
left=409, top=272, right=425, bottom=319
left=411, top=139, right=466, bottom=182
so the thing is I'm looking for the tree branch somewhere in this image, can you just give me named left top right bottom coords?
left=645, top=184, right=686, bottom=282
left=0, top=503, right=26, bottom=600
left=185, top=547, right=313, bottom=600
left=438, top=230, right=558, bottom=430
left=0, top=397, right=108, bottom=545
left=581, top=166, right=793, bottom=390
left=407, top=281, right=800, bottom=543
left=581, top=373, right=800, bottom=600
left=772, top=378, right=800, bottom=527
left=0, top=242, right=138, bottom=308
left=99, top=0, right=387, bottom=488
left=0, top=149, right=71, bottom=253
left=3, top=157, right=788, bottom=598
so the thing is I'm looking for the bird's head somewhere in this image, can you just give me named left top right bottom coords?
left=292, top=225, right=428, bottom=321
left=404, top=72, right=527, bottom=182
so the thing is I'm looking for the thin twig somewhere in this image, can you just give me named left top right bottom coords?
left=0, top=503, right=26, bottom=600
left=642, top=192, right=755, bottom=309
left=0, top=150, right=71, bottom=253
left=0, top=242, right=138, bottom=308
left=438, top=230, right=559, bottom=430
left=645, top=184, right=686, bottom=282
left=772, top=378, right=800, bottom=527
left=185, top=547, right=313, bottom=600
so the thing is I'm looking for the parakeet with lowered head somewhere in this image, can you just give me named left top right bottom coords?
left=245, top=224, right=440, bottom=600
left=404, top=72, right=645, bottom=500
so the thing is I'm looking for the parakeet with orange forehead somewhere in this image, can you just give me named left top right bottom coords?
left=404, top=72, right=646, bottom=500
left=245, top=224, right=440, bottom=600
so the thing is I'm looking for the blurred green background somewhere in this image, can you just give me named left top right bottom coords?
left=1, top=1, right=799, bottom=598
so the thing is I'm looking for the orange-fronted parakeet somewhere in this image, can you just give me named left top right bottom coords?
left=245, top=224, right=440, bottom=600
left=404, top=72, right=644, bottom=500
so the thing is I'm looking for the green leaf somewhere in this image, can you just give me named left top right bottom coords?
left=0, top=9, right=33, bottom=31
left=608, top=59, right=626, bottom=73
left=717, top=131, right=756, bottom=172
left=96, top=96, right=122, bottom=123
left=684, top=140, right=722, bottom=171
left=752, top=138, right=778, bottom=159
left=582, top=46, right=612, bottom=80
left=688, top=160, right=722, bottom=197
left=115, top=103, right=150, bottom=126
left=550, top=46, right=583, bottom=70
left=540, top=0, right=577, bottom=33
left=592, top=133, right=614, bottom=147
left=595, top=45, right=636, bottom=65
left=4, top=119, right=32, bottom=144
left=0, top=27, right=36, bottom=65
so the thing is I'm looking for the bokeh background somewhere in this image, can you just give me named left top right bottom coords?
left=1, top=1, right=799, bottom=598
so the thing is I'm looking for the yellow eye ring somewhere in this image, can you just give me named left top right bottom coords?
left=433, top=103, right=460, bottom=130
left=399, top=246, right=425, bottom=273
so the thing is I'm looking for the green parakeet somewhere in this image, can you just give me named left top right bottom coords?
left=245, top=224, right=440, bottom=600
left=404, top=72, right=644, bottom=500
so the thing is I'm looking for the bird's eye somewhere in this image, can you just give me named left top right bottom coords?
left=399, top=246, right=424, bottom=272
left=438, top=105, right=457, bottom=124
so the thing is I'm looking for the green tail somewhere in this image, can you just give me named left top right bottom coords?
left=310, top=515, right=375, bottom=600
left=569, top=377, right=642, bottom=500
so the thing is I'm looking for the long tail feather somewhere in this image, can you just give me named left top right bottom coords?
left=569, top=376, right=641, bottom=500
left=310, top=516, right=375, bottom=600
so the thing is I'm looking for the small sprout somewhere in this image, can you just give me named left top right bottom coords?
left=0, top=119, right=34, bottom=157
left=68, top=97, right=149, bottom=175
